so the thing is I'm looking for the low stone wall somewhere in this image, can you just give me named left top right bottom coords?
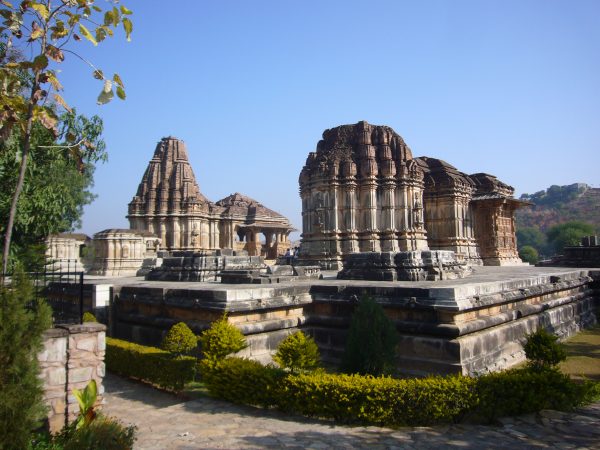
left=38, top=323, right=106, bottom=433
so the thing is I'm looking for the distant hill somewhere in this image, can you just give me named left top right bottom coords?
left=516, top=183, right=600, bottom=232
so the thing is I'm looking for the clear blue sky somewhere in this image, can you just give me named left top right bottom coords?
left=60, top=0, right=600, bottom=238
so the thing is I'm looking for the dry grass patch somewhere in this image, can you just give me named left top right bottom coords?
left=560, top=325, right=600, bottom=381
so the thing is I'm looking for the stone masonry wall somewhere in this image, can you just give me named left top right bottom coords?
left=38, top=323, right=106, bottom=433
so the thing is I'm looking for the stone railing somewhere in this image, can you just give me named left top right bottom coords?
left=38, top=322, right=106, bottom=433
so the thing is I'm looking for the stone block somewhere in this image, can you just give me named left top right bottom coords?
left=98, top=332, right=106, bottom=351
left=38, top=336, right=67, bottom=362
left=267, top=265, right=294, bottom=276
left=51, top=398, right=66, bottom=414
left=48, top=414, right=65, bottom=434
left=75, top=336, right=97, bottom=352
left=69, top=367, right=93, bottom=384
left=46, top=367, right=66, bottom=386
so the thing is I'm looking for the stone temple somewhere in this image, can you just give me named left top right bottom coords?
left=44, top=123, right=598, bottom=378
left=298, top=121, right=525, bottom=277
left=127, top=136, right=294, bottom=258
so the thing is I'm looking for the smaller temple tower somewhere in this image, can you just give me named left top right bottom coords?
left=128, top=137, right=295, bottom=257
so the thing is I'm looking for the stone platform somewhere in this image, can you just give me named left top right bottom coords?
left=337, top=250, right=471, bottom=281
left=85, top=266, right=599, bottom=376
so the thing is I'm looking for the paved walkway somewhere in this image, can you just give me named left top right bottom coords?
left=103, top=374, right=600, bottom=449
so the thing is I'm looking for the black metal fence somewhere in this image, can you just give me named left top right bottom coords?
left=2, top=264, right=86, bottom=325
left=39, top=270, right=85, bottom=325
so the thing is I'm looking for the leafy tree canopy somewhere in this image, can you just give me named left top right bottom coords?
left=0, top=0, right=132, bottom=273
left=341, top=295, right=399, bottom=376
left=519, top=245, right=539, bottom=265
left=516, top=227, right=547, bottom=252
left=0, top=109, right=106, bottom=269
left=546, top=221, right=595, bottom=254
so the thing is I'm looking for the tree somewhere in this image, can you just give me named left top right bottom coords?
left=523, top=328, right=567, bottom=371
left=516, top=227, right=547, bottom=255
left=519, top=245, right=539, bottom=265
left=0, top=110, right=106, bottom=270
left=273, top=331, right=320, bottom=374
left=0, top=0, right=133, bottom=275
left=341, top=295, right=399, bottom=376
left=199, top=316, right=247, bottom=367
left=161, top=322, right=198, bottom=357
left=546, top=221, right=595, bottom=254
left=0, top=269, right=52, bottom=449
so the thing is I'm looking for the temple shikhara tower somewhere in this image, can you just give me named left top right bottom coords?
left=298, top=121, right=525, bottom=276
left=128, top=137, right=294, bottom=258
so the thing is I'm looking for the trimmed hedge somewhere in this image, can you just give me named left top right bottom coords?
left=202, top=357, right=595, bottom=426
left=106, top=338, right=196, bottom=391
left=200, top=358, right=284, bottom=408
left=278, top=371, right=477, bottom=425
left=476, top=367, right=587, bottom=422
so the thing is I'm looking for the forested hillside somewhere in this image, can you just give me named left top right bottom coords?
left=516, top=184, right=600, bottom=232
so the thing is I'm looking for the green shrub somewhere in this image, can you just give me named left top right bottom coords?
left=201, top=357, right=284, bottom=408
left=524, top=328, right=567, bottom=370
left=475, top=366, right=585, bottom=422
left=106, top=338, right=196, bottom=391
left=273, top=331, right=320, bottom=374
left=0, top=269, right=53, bottom=450
left=55, top=414, right=136, bottom=450
left=161, top=322, right=198, bottom=356
left=28, top=431, right=64, bottom=450
left=202, top=356, right=593, bottom=427
left=341, top=295, right=399, bottom=376
left=82, top=312, right=97, bottom=323
left=519, top=245, right=539, bottom=264
left=199, top=316, right=247, bottom=366
left=279, top=372, right=478, bottom=426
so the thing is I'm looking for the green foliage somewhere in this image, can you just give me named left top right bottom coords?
left=516, top=227, right=547, bottom=249
left=105, top=337, right=196, bottom=392
left=202, top=356, right=594, bottom=427
left=341, top=296, right=399, bottom=376
left=516, top=226, right=549, bottom=257
left=524, top=328, right=567, bottom=370
left=55, top=414, right=136, bottom=450
left=1, top=0, right=132, bottom=272
left=199, top=316, right=247, bottom=367
left=475, top=367, right=585, bottom=422
left=161, top=322, right=198, bottom=356
left=0, top=269, right=52, bottom=450
left=28, top=431, right=64, bottom=450
left=0, top=0, right=133, bottom=129
left=0, top=111, right=106, bottom=270
left=273, top=331, right=320, bottom=374
left=73, top=380, right=98, bottom=430
left=201, top=357, right=285, bottom=408
left=278, top=371, right=478, bottom=426
left=546, top=221, right=596, bottom=253
left=82, top=312, right=98, bottom=323
left=518, top=245, right=539, bottom=264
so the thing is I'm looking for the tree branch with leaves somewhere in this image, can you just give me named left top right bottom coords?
left=0, top=0, right=132, bottom=275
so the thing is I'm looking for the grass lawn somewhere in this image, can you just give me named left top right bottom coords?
left=560, top=324, right=600, bottom=381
